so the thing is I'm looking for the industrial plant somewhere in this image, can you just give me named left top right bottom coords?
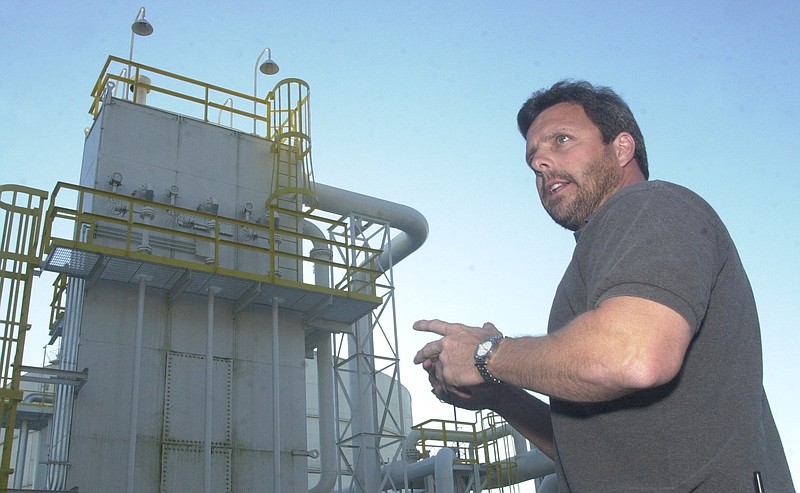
left=0, top=8, right=555, bottom=492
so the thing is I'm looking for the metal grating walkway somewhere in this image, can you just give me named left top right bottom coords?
left=42, top=245, right=379, bottom=326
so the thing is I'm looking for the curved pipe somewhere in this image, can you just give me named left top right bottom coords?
left=22, top=392, right=55, bottom=404
left=308, top=183, right=429, bottom=269
left=402, top=424, right=556, bottom=488
left=342, top=447, right=456, bottom=493
left=304, top=183, right=424, bottom=493
left=510, top=449, right=556, bottom=484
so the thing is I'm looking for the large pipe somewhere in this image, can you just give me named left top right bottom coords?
left=511, top=449, right=556, bottom=485
left=13, top=420, right=29, bottom=489
left=433, top=447, right=456, bottom=493
left=402, top=424, right=556, bottom=489
left=304, top=220, right=337, bottom=493
left=341, top=447, right=456, bottom=493
left=307, top=184, right=427, bottom=492
left=47, top=274, right=85, bottom=490
left=348, top=315, right=380, bottom=493
left=308, top=183, right=429, bottom=268
left=126, top=275, right=147, bottom=493
left=309, top=335, right=336, bottom=493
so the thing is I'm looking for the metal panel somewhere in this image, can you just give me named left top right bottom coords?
left=162, top=351, right=233, bottom=492
left=160, top=445, right=231, bottom=493
left=163, top=351, right=232, bottom=445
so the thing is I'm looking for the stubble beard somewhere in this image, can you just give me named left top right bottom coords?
left=542, top=157, right=620, bottom=231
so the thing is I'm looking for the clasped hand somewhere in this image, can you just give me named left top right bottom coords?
left=413, top=319, right=503, bottom=406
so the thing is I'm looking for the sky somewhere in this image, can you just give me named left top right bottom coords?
left=2, top=0, right=798, bottom=487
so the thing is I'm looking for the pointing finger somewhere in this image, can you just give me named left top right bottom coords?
left=413, top=319, right=452, bottom=336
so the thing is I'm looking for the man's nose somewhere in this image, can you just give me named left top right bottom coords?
left=529, top=151, right=553, bottom=174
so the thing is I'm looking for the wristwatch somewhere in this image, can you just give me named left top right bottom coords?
left=474, top=335, right=504, bottom=384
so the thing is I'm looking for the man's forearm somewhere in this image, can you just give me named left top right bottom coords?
left=490, top=385, right=554, bottom=459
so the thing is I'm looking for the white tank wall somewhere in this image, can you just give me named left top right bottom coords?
left=68, top=278, right=309, bottom=491
left=83, top=98, right=295, bottom=279
left=64, top=99, right=310, bottom=492
left=84, top=99, right=275, bottom=205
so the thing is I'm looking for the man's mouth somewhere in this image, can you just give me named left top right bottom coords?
left=548, top=181, right=569, bottom=194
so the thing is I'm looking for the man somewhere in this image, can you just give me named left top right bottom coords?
left=414, top=80, right=795, bottom=492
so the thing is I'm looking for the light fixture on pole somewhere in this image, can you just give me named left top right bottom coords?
left=253, top=47, right=280, bottom=133
left=128, top=7, right=154, bottom=100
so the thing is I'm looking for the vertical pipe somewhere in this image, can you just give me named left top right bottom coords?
left=349, top=315, right=380, bottom=493
left=434, top=447, right=456, bottom=493
left=126, top=275, right=147, bottom=493
left=205, top=288, right=216, bottom=493
left=307, top=232, right=336, bottom=493
left=32, top=423, right=44, bottom=489
left=13, top=419, right=29, bottom=489
left=309, top=335, right=336, bottom=493
left=272, top=297, right=281, bottom=493
left=47, top=275, right=84, bottom=490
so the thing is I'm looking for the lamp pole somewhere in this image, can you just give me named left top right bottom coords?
left=253, top=47, right=280, bottom=134
left=128, top=7, right=154, bottom=100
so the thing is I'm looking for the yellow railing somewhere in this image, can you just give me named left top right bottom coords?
left=87, top=56, right=318, bottom=211
left=0, top=184, right=49, bottom=487
left=266, top=78, right=316, bottom=207
left=41, top=182, right=381, bottom=301
left=412, top=415, right=522, bottom=490
left=88, top=55, right=290, bottom=138
left=413, top=418, right=479, bottom=465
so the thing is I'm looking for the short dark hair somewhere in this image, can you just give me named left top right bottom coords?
left=517, top=80, right=649, bottom=179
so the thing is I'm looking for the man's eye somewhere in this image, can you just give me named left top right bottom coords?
left=556, top=134, right=571, bottom=144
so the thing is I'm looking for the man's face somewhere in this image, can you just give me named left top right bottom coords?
left=525, top=102, right=621, bottom=231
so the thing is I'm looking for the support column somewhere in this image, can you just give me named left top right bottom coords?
left=126, top=274, right=148, bottom=493
left=272, top=297, right=282, bottom=493
left=204, top=287, right=219, bottom=493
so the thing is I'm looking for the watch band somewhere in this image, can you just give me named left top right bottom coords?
left=475, top=335, right=504, bottom=384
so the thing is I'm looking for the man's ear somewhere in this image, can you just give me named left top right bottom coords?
left=614, top=132, right=636, bottom=168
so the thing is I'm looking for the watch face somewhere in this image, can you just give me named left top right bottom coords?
left=476, top=339, right=493, bottom=358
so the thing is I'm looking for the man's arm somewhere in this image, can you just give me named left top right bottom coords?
left=414, top=295, right=693, bottom=403
left=490, top=295, right=692, bottom=402
left=489, top=386, right=555, bottom=458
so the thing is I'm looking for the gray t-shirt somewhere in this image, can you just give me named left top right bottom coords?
left=548, top=180, right=794, bottom=492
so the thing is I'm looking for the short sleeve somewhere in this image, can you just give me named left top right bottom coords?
left=576, top=183, right=728, bottom=332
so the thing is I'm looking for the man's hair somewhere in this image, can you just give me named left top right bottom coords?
left=517, top=80, right=649, bottom=179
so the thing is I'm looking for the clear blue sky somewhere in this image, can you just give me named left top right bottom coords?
left=2, top=0, right=798, bottom=485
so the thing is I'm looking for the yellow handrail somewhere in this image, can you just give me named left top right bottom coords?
left=0, top=184, right=49, bottom=487
left=88, top=55, right=298, bottom=138
left=42, top=182, right=380, bottom=300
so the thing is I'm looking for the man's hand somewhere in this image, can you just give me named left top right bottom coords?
left=414, top=319, right=556, bottom=457
left=413, top=319, right=502, bottom=393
